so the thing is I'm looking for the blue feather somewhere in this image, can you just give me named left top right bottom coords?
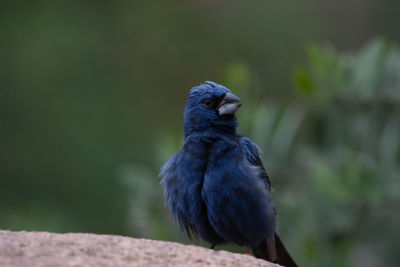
left=160, top=81, right=277, bottom=249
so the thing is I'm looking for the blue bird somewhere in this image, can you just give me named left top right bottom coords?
left=160, top=81, right=297, bottom=266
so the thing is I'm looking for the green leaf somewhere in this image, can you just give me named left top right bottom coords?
left=295, top=67, right=314, bottom=96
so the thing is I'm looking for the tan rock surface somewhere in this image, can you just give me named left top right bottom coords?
left=0, top=230, right=280, bottom=267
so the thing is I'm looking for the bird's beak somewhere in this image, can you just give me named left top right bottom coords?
left=217, top=92, right=241, bottom=116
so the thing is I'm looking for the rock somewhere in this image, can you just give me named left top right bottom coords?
left=0, top=230, right=280, bottom=267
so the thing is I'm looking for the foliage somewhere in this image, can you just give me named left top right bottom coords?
left=287, top=39, right=400, bottom=266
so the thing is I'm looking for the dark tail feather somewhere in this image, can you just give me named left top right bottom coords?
left=252, top=232, right=298, bottom=267
left=275, top=233, right=298, bottom=267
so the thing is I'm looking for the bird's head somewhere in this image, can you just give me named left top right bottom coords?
left=183, top=81, right=241, bottom=137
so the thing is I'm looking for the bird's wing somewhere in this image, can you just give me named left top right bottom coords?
left=238, top=136, right=298, bottom=266
left=238, top=134, right=271, bottom=190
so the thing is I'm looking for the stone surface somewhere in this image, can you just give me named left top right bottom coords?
left=0, top=230, right=280, bottom=267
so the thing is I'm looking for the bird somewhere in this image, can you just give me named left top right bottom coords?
left=160, top=81, right=298, bottom=267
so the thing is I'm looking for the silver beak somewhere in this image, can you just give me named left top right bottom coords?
left=217, top=92, right=241, bottom=116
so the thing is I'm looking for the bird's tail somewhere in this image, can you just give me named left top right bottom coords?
left=252, top=232, right=298, bottom=267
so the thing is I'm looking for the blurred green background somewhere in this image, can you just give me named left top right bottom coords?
left=1, top=1, right=400, bottom=267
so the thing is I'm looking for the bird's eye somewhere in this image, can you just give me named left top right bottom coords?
left=203, top=98, right=213, bottom=107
